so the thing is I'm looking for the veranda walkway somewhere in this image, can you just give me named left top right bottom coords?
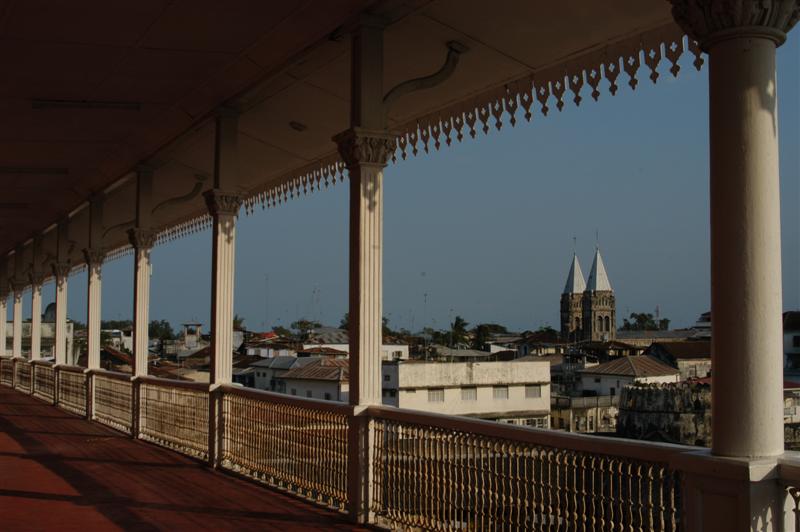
left=0, top=385, right=365, bottom=531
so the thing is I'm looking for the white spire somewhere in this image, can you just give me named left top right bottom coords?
left=587, top=248, right=612, bottom=292
left=563, top=254, right=586, bottom=294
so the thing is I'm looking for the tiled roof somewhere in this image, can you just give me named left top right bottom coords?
left=281, top=358, right=349, bottom=382
left=616, top=330, right=692, bottom=340
left=580, top=356, right=678, bottom=378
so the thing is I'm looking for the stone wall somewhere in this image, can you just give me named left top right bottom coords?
left=617, top=382, right=712, bottom=446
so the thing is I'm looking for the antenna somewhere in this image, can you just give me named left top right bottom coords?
left=573, top=235, right=577, bottom=254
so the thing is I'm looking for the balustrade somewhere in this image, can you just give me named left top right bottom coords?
left=91, top=370, right=133, bottom=434
left=56, top=366, right=88, bottom=417
left=138, top=376, right=209, bottom=459
left=31, top=361, right=54, bottom=403
left=14, top=358, right=31, bottom=394
left=219, top=385, right=350, bottom=511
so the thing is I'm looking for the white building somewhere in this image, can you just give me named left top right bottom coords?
left=579, top=356, right=680, bottom=396
left=304, top=327, right=409, bottom=361
left=279, top=358, right=349, bottom=401
left=382, top=360, right=551, bottom=428
left=251, top=356, right=318, bottom=393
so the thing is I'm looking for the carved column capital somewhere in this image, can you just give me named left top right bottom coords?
left=10, top=279, right=25, bottom=298
left=83, top=248, right=104, bottom=275
left=333, top=127, right=397, bottom=169
left=669, top=0, right=800, bottom=50
left=203, top=189, right=243, bottom=218
left=51, top=261, right=71, bottom=281
left=28, top=269, right=45, bottom=288
left=127, top=228, right=156, bottom=250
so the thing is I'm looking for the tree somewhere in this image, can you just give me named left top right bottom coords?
left=101, top=319, right=133, bottom=330
left=449, top=315, right=469, bottom=347
left=291, top=318, right=321, bottom=339
left=471, top=322, right=511, bottom=350
left=339, top=312, right=349, bottom=330
left=621, top=312, right=670, bottom=331
left=233, top=314, right=245, bottom=331
left=149, top=320, right=175, bottom=341
left=273, top=326, right=292, bottom=338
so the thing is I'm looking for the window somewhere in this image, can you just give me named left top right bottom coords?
left=610, top=387, right=616, bottom=396
left=604, top=316, right=611, bottom=332
left=525, top=385, right=541, bottom=398
left=324, top=393, right=331, bottom=400
left=384, top=374, right=390, bottom=381
left=306, top=390, right=312, bottom=398
left=428, top=388, right=445, bottom=402
left=794, top=335, right=800, bottom=348
left=461, top=387, right=477, bottom=401
left=389, top=390, right=396, bottom=398
left=594, top=377, right=601, bottom=383
left=290, top=388, right=297, bottom=396
left=493, top=386, right=508, bottom=399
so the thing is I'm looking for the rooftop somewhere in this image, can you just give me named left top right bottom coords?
left=580, top=356, right=679, bottom=378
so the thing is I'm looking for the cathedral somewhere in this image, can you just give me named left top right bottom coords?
left=560, top=248, right=616, bottom=342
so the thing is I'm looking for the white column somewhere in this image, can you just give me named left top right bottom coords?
left=129, top=230, right=154, bottom=377
left=0, top=295, right=6, bottom=357
left=206, top=110, right=242, bottom=386
left=53, top=265, right=69, bottom=364
left=85, top=196, right=104, bottom=370
left=205, top=190, right=241, bottom=385
left=672, top=0, right=798, bottom=460
left=84, top=250, right=103, bottom=369
left=12, top=286, right=22, bottom=358
left=335, top=129, right=395, bottom=406
left=669, top=3, right=798, bottom=530
left=29, top=278, right=42, bottom=360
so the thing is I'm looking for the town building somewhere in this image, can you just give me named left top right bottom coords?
left=304, top=327, right=409, bottom=361
left=560, top=249, right=616, bottom=343
left=4, top=302, right=74, bottom=361
left=785, top=311, right=800, bottom=369
left=279, top=358, right=349, bottom=401
left=579, top=355, right=680, bottom=396
left=645, top=340, right=712, bottom=380
left=551, top=394, right=619, bottom=433
left=382, top=360, right=551, bottom=427
left=250, top=356, right=318, bottom=393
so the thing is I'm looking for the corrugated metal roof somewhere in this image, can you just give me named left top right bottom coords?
left=281, top=358, right=349, bottom=382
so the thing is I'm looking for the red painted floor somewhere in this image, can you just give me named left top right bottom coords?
left=0, top=385, right=366, bottom=531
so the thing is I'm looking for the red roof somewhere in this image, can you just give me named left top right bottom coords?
left=580, top=356, right=679, bottom=378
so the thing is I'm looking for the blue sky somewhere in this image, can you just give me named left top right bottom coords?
left=20, top=33, right=800, bottom=334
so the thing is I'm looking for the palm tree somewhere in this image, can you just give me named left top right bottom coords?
left=449, top=315, right=469, bottom=347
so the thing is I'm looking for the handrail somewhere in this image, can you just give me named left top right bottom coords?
left=88, top=368, right=132, bottom=381
left=367, top=404, right=696, bottom=463
left=219, top=384, right=354, bottom=416
left=30, top=359, right=54, bottom=367
left=136, top=374, right=209, bottom=392
left=56, top=364, right=88, bottom=374
left=779, top=452, right=800, bottom=483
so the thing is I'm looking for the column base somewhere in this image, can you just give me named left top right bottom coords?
left=673, top=450, right=792, bottom=531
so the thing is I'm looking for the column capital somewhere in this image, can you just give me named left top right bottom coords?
left=83, top=247, right=104, bottom=271
left=51, top=261, right=71, bottom=280
left=333, top=127, right=397, bottom=169
left=669, top=0, right=800, bottom=50
left=10, top=279, right=25, bottom=298
left=28, top=270, right=45, bottom=288
left=203, top=189, right=243, bottom=217
left=127, top=227, right=156, bottom=250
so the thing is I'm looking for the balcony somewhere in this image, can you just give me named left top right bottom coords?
left=5, top=356, right=798, bottom=530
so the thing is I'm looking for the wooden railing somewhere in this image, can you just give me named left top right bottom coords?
left=32, top=361, right=55, bottom=403
left=14, top=358, right=32, bottom=394
left=0, top=356, right=13, bottom=386
left=138, top=375, right=209, bottom=460
left=367, top=405, right=685, bottom=531
left=55, top=365, right=88, bottom=417
left=218, top=385, right=350, bottom=510
left=0, top=367, right=694, bottom=528
left=91, top=369, right=133, bottom=434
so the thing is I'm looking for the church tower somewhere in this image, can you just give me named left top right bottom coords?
left=560, top=254, right=586, bottom=342
left=582, top=248, right=616, bottom=341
